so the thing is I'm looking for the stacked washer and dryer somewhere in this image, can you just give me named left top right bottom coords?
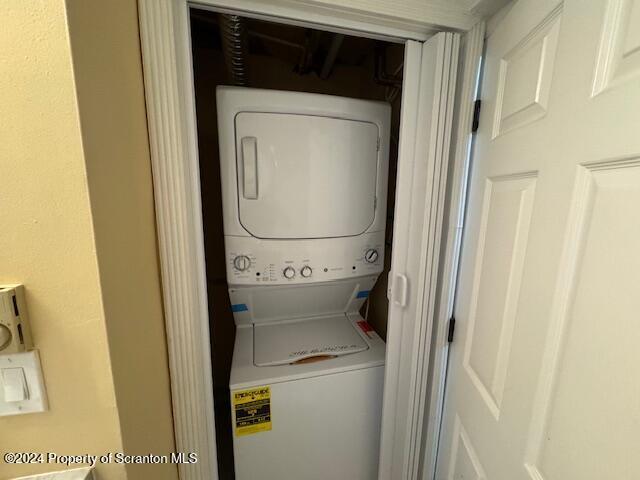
left=217, top=86, right=390, bottom=480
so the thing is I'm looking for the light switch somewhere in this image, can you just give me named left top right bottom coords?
left=2, top=367, right=28, bottom=402
left=0, top=351, right=47, bottom=416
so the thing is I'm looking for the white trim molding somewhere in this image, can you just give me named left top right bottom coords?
left=191, top=0, right=479, bottom=40
left=404, top=32, right=461, bottom=480
left=419, top=20, right=485, bottom=480
left=284, top=0, right=479, bottom=31
left=138, top=1, right=218, bottom=479
left=377, top=32, right=461, bottom=480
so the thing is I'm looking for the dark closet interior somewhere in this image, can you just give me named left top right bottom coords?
left=189, top=9, right=404, bottom=477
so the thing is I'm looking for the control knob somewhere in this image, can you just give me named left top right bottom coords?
left=364, top=249, right=379, bottom=264
left=283, top=266, right=296, bottom=279
left=233, top=255, right=251, bottom=272
left=300, top=266, right=312, bottom=278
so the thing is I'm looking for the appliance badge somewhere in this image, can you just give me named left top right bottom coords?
left=233, top=386, right=272, bottom=436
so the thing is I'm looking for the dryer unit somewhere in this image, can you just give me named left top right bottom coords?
left=217, top=86, right=390, bottom=287
left=217, top=86, right=390, bottom=480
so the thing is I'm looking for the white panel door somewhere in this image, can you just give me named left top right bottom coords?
left=437, top=0, right=640, bottom=479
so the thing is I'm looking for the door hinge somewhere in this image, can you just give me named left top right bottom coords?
left=471, top=99, right=482, bottom=133
left=447, top=316, right=456, bottom=343
left=376, top=137, right=381, bottom=151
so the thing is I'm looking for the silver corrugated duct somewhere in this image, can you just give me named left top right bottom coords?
left=220, top=14, right=249, bottom=86
left=319, top=34, right=344, bottom=80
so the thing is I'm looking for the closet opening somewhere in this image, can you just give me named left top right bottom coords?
left=190, top=8, right=404, bottom=478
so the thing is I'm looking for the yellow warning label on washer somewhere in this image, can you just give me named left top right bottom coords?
left=233, top=386, right=272, bottom=436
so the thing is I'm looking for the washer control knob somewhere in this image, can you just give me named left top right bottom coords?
left=364, top=249, right=379, bottom=264
left=300, top=266, right=312, bottom=278
left=233, top=255, right=251, bottom=272
left=283, top=266, right=296, bottom=279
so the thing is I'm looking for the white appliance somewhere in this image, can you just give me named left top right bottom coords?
left=217, top=86, right=390, bottom=480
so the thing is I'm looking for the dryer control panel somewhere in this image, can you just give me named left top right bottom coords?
left=225, top=232, right=385, bottom=286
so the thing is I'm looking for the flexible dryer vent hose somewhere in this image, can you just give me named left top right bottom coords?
left=220, top=14, right=250, bottom=86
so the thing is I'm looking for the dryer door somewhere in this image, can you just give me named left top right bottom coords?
left=235, top=112, right=379, bottom=239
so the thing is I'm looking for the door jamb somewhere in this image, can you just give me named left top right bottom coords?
left=419, top=20, right=485, bottom=480
left=187, top=0, right=478, bottom=38
left=137, top=1, right=482, bottom=478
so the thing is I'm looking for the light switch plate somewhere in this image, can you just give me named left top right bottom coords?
left=0, top=350, right=48, bottom=416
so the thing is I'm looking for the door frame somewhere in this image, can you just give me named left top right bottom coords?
left=419, top=21, right=485, bottom=480
left=137, top=1, right=482, bottom=479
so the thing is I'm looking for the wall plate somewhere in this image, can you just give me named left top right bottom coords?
left=0, top=350, right=48, bottom=416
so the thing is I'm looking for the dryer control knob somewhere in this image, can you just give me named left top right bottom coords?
left=364, top=249, right=379, bottom=264
left=233, top=255, right=251, bottom=272
left=283, top=266, right=296, bottom=279
left=300, top=266, right=312, bottom=278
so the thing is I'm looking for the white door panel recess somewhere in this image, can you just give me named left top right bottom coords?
left=437, top=0, right=640, bottom=479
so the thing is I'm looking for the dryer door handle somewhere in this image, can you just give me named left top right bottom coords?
left=241, top=136, right=258, bottom=199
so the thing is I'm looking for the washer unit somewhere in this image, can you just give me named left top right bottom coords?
left=217, top=86, right=390, bottom=480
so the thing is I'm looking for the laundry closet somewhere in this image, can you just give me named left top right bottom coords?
left=190, top=10, right=405, bottom=479
left=141, top=2, right=640, bottom=480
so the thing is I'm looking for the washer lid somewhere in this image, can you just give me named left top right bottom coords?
left=253, top=314, right=369, bottom=367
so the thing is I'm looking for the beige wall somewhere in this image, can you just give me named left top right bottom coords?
left=0, top=1, right=125, bottom=478
left=64, top=0, right=178, bottom=478
left=0, top=1, right=176, bottom=479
